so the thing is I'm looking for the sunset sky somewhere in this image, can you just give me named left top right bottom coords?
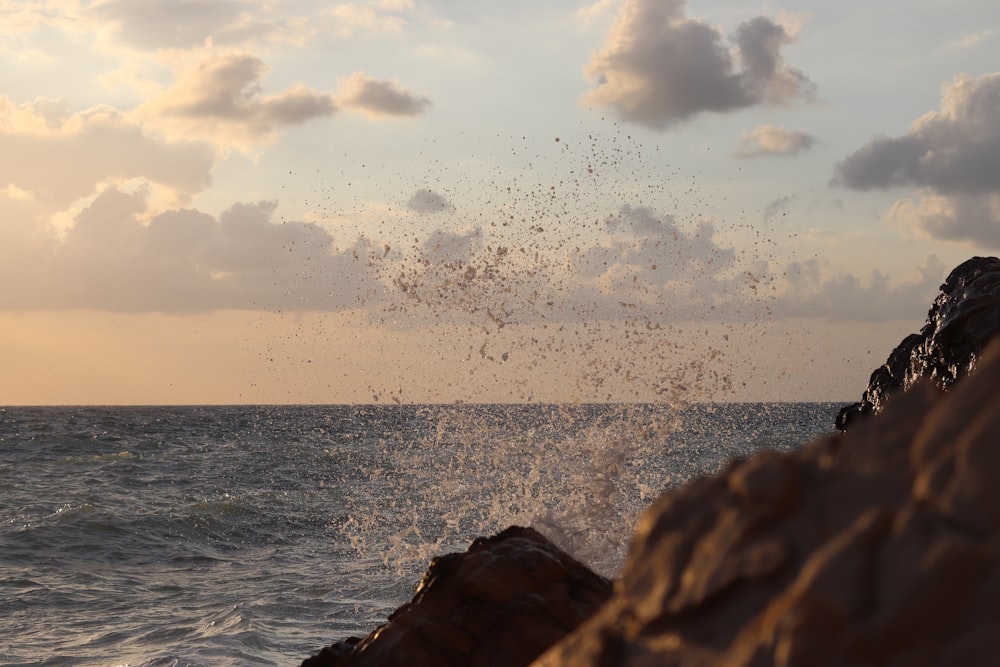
left=2, top=0, right=999, bottom=405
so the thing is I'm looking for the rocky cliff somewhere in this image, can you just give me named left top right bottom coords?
left=836, top=255, right=1000, bottom=430
left=535, top=336, right=1000, bottom=666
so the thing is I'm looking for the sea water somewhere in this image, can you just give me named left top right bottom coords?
left=0, top=403, right=837, bottom=666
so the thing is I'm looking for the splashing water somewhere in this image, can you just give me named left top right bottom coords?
left=339, top=402, right=691, bottom=577
left=296, top=125, right=792, bottom=576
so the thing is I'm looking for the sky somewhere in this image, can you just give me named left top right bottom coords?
left=1, top=0, right=999, bottom=405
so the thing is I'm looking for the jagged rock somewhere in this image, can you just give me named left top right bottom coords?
left=837, top=255, right=1000, bottom=430
left=532, top=337, right=1000, bottom=667
left=300, top=526, right=612, bottom=667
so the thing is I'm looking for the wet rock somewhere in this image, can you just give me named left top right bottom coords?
left=300, top=525, right=612, bottom=667
left=837, top=255, right=1000, bottom=430
left=533, top=337, right=1000, bottom=667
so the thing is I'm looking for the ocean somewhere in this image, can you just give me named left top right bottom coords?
left=1, top=403, right=838, bottom=666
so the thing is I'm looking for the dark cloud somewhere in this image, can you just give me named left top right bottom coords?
left=762, top=195, right=796, bottom=222
left=834, top=72, right=1000, bottom=246
left=147, top=53, right=337, bottom=133
left=733, top=18, right=814, bottom=106
left=836, top=72, right=1000, bottom=194
left=583, top=0, right=814, bottom=129
left=407, top=188, right=454, bottom=214
left=337, top=72, right=432, bottom=117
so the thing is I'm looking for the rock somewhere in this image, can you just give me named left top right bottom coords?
left=300, top=525, right=612, bottom=667
left=837, top=255, right=1000, bottom=430
left=532, top=337, right=1000, bottom=667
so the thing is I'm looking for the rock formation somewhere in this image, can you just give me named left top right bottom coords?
left=300, top=526, right=612, bottom=667
left=837, top=255, right=1000, bottom=430
left=533, top=336, right=1000, bottom=667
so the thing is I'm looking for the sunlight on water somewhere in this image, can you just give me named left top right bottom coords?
left=0, top=403, right=837, bottom=666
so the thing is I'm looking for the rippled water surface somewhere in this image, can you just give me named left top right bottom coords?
left=0, top=403, right=837, bottom=666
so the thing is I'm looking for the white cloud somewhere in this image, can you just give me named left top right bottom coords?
left=835, top=71, right=1000, bottom=246
left=0, top=177, right=949, bottom=324
left=337, top=72, right=431, bottom=118
left=0, top=0, right=81, bottom=60
left=563, top=205, right=747, bottom=319
left=1, top=0, right=420, bottom=57
left=377, top=0, right=415, bottom=12
left=582, top=0, right=815, bottom=129
left=322, top=3, right=409, bottom=37
left=734, top=124, right=816, bottom=158
left=886, top=191, right=1000, bottom=248
left=0, top=95, right=214, bottom=209
left=943, top=30, right=994, bottom=51
left=576, top=0, right=618, bottom=28
left=773, top=255, right=945, bottom=322
left=88, top=0, right=248, bottom=51
left=5, top=186, right=387, bottom=312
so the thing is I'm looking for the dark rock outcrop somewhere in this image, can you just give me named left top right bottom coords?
left=300, top=526, right=612, bottom=667
left=533, top=337, right=1000, bottom=667
left=837, top=255, right=1000, bottom=430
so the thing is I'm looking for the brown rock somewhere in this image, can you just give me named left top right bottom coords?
left=300, top=525, right=612, bottom=667
left=534, top=339, right=1000, bottom=667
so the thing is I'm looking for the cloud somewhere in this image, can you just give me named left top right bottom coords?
left=576, top=0, right=618, bottom=28
left=88, top=0, right=249, bottom=51
left=557, top=205, right=946, bottom=323
left=885, top=191, right=1000, bottom=247
left=6, top=186, right=385, bottom=312
left=582, top=0, right=815, bottom=129
left=835, top=72, right=1000, bottom=194
left=734, top=124, right=816, bottom=158
left=138, top=53, right=337, bottom=148
left=0, top=96, right=214, bottom=209
left=337, top=72, right=431, bottom=117
left=406, top=188, right=454, bottom=214
left=774, top=255, right=945, bottom=322
left=0, top=2, right=79, bottom=62
left=943, top=30, right=994, bottom=51
left=564, top=205, right=748, bottom=319
left=0, top=179, right=948, bottom=325
left=420, top=227, right=482, bottom=265
left=834, top=71, right=1000, bottom=246
left=322, top=3, right=410, bottom=36
left=578, top=206, right=736, bottom=282
left=762, top=194, right=796, bottom=222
